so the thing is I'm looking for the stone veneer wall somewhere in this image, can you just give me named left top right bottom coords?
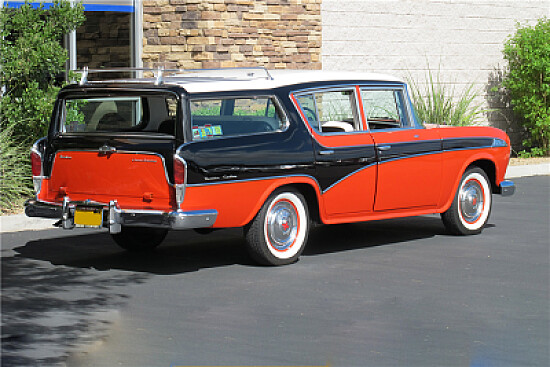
left=142, top=0, right=322, bottom=70
left=322, top=0, right=549, bottom=150
left=76, top=11, right=131, bottom=69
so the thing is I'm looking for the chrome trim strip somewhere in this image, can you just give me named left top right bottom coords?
left=322, top=163, right=377, bottom=193
left=186, top=174, right=322, bottom=191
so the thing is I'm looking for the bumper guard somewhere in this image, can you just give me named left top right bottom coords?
left=25, top=199, right=217, bottom=234
left=498, top=180, right=515, bottom=196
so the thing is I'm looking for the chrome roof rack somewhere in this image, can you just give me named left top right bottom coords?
left=75, top=66, right=274, bottom=85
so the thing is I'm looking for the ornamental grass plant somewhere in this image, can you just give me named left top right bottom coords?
left=407, top=67, right=488, bottom=126
left=0, top=128, right=33, bottom=212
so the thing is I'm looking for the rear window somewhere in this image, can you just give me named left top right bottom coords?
left=190, top=96, right=285, bottom=140
left=60, top=94, right=178, bottom=135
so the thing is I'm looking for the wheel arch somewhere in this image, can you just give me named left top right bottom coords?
left=244, top=180, right=323, bottom=228
left=441, top=156, right=498, bottom=213
left=467, top=159, right=498, bottom=193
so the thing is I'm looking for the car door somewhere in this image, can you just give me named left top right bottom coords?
left=293, top=86, right=377, bottom=216
left=360, top=86, right=442, bottom=211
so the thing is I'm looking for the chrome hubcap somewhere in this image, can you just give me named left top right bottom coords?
left=460, top=180, right=484, bottom=223
left=267, top=200, right=298, bottom=251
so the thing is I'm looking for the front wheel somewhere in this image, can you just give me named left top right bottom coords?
left=441, top=167, right=492, bottom=235
left=111, top=226, right=168, bottom=252
left=245, top=190, right=309, bottom=266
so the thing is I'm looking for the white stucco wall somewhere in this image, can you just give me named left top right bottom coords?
left=322, top=0, right=549, bottom=149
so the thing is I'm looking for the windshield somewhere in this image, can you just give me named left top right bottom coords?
left=60, top=94, right=178, bottom=135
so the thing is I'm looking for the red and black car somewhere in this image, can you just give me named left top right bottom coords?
left=26, top=67, right=515, bottom=265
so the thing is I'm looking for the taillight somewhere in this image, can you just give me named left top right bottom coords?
left=31, top=150, right=42, bottom=176
left=173, top=157, right=186, bottom=185
left=173, top=156, right=186, bottom=208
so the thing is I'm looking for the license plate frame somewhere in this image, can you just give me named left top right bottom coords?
left=74, top=206, right=103, bottom=228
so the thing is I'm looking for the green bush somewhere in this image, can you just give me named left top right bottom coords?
left=0, top=0, right=85, bottom=145
left=407, top=66, right=487, bottom=126
left=0, top=0, right=84, bottom=211
left=502, top=18, right=550, bottom=157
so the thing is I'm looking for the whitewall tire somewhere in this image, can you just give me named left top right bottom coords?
left=245, top=190, right=309, bottom=266
left=442, top=167, right=492, bottom=235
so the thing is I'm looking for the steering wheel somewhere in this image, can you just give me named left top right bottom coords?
left=301, top=107, right=317, bottom=123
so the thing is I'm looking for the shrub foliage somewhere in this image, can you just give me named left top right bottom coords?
left=0, top=0, right=84, bottom=210
left=502, top=18, right=550, bottom=157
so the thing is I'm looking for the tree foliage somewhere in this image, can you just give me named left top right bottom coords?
left=0, top=0, right=85, bottom=144
left=502, top=18, right=550, bottom=157
left=0, top=0, right=84, bottom=211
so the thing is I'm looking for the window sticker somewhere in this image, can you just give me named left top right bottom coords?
left=192, top=125, right=224, bottom=140
left=212, top=125, right=223, bottom=136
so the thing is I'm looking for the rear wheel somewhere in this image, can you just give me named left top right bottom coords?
left=111, top=226, right=168, bottom=252
left=245, top=190, right=309, bottom=266
left=441, top=167, right=492, bottom=235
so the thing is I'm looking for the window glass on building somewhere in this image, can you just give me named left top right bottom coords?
left=3, top=0, right=142, bottom=76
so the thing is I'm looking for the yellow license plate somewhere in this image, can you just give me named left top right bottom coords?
left=74, top=207, right=103, bottom=227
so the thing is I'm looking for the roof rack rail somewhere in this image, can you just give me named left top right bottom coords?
left=74, top=66, right=274, bottom=85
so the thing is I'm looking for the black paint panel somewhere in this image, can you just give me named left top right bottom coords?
left=442, top=137, right=494, bottom=151
left=178, top=124, right=316, bottom=185
left=313, top=141, right=377, bottom=191
left=377, top=140, right=442, bottom=161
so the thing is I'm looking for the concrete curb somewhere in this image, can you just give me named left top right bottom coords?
left=505, top=163, right=550, bottom=179
left=1, top=163, right=548, bottom=234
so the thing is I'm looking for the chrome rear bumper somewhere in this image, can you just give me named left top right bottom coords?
left=25, top=199, right=217, bottom=234
left=498, top=180, right=515, bottom=196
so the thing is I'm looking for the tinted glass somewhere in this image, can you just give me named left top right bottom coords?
left=62, top=95, right=177, bottom=135
left=190, top=97, right=284, bottom=140
left=296, top=90, right=360, bottom=133
left=361, top=89, right=409, bottom=129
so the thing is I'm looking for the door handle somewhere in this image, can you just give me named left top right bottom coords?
left=99, top=144, right=116, bottom=154
left=377, top=145, right=391, bottom=151
left=319, top=150, right=334, bottom=155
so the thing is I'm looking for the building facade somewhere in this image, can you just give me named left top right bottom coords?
left=2, top=0, right=548, bottom=148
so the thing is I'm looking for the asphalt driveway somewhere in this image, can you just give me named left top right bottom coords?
left=1, top=176, right=548, bottom=366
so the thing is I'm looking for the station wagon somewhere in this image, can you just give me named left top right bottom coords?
left=26, top=67, right=515, bottom=265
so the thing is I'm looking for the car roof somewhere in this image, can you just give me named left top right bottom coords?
left=164, top=69, right=405, bottom=94
left=74, top=69, right=405, bottom=94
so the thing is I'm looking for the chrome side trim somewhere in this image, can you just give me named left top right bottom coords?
left=499, top=180, right=515, bottom=196
left=322, top=163, right=377, bottom=193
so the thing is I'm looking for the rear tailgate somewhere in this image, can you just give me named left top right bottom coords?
left=43, top=150, right=174, bottom=210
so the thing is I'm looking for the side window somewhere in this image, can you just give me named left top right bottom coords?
left=361, top=89, right=410, bottom=129
left=295, top=94, right=320, bottom=131
left=296, top=89, right=361, bottom=134
left=190, top=97, right=285, bottom=140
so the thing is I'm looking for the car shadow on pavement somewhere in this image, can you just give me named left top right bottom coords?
left=304, top=215, right=447, bottom=256
left=14, top=215, right=449, bottom=275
